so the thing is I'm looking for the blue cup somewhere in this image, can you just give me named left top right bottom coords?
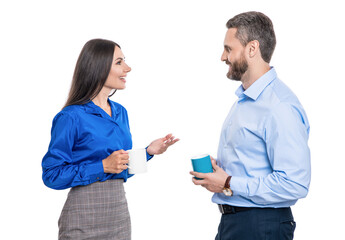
left=191, top=154, right=213, bottom=180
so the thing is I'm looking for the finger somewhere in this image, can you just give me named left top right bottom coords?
left=164, top=138, right=172, bottom=145
left=190, top=171, right=207, bottom=180
left=119, top=164, right=128, bottom=170
left=118, top=149, right=127, bottom=154
left=119, top=159, right=129, bottom=165
left=166, top=138, right=179, bottom=146
left=170, top=138, right=180, bottom=145
left=191, top=176, right=206, bottom=185
left=113, top=150, right=128, bottom=156
left=120, top=159, right=129, bottom=164
left=120, top=154, right=129, bottom=160
left=163, top=137, right=172, bottom=144
left=170, top=135, right=177, bottom=141
left=211, top=159, right=220, bottom=170
left=166, top=136, right=174, bottom=144
left=164, top=133, right=173, bottom=141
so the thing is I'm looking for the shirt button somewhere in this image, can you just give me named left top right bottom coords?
left=96, top=177, right=100, bottom=180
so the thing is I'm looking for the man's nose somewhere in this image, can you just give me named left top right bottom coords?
left=221, top=50, right=227, bottom=62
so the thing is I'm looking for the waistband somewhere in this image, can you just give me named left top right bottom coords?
left=218, top=204, right=289, bottom=214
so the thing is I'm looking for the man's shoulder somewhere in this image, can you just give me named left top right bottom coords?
left=267, top=78, right=301, bottom=106
left=265, top=79, right=309, bottom=129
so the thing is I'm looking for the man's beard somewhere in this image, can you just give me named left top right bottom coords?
left=226, top=55, right=248, bottom=81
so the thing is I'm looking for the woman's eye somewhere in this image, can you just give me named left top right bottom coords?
left=116, top=61, right=122, bottom=65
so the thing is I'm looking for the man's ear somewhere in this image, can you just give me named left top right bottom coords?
left=247, top=40, right=260, bottom=58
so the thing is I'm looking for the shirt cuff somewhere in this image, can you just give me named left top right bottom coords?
left=87, top=160, right=106, bottom=182
left=229, top=176, right=248, bottom=196
left=145, top=146, right=154, bottom=161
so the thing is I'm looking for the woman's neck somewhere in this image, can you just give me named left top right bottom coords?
left=92, top=88, right=112, bottom=116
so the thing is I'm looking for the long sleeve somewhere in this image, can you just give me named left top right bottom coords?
left=42, top=112, right=105, bottom=190
left=230, top=103, right=311, bottom=205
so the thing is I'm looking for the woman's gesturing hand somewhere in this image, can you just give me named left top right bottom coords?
left=147, top=133, right=179, bottom=155
left=102, top=150, right=129, bottom=174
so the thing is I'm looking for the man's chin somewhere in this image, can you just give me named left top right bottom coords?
left=227, top=72, right=241, bottom=81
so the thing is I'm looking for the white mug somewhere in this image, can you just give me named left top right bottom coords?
left=127, top=148, right=147, bottom=174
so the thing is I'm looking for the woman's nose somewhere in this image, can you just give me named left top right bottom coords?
left=124, top=63, right=131, bottom=72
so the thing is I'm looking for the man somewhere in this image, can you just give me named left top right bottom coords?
left=190, top=11, right=311, bottom=240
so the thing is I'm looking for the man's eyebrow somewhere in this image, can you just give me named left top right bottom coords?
left=224, top=45, right=231, bottom=50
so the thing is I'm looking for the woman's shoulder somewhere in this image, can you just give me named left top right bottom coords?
left=53, top=105, right=84, bottom=122
left=61, top=104, right=84, bottom=115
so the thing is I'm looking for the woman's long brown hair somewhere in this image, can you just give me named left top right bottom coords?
left=63, top=39, right=120, bottom=109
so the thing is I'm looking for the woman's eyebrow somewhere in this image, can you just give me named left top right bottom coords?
left=115, top=57, right=125, bottom=61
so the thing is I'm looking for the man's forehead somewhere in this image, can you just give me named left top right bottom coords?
left=225, top=28, right=237, bottom=40
left=224, top=28, right=240, bottom=45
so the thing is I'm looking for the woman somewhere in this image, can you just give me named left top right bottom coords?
left=42, top=38, right=179, bottom=240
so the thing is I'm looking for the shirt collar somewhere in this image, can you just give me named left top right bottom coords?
left=235, top=67, right=277, bottom=101
left=83, top=99, right=120, bottom=116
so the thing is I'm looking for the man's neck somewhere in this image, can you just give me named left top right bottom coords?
left=241, top=64, right=270, bottom=90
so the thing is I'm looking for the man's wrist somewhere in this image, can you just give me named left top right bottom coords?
left=223, top=175, right=233, bottom=196
left=224, top=176, right=232, bottom=188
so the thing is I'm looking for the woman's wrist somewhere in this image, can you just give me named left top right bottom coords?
left=146, top=146, right=154, bottom=156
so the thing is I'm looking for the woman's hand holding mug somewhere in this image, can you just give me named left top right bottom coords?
left=102, top=150, right=129, bottom=174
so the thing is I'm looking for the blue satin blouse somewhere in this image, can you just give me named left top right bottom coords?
left=42, top=99, right=152, bottom=190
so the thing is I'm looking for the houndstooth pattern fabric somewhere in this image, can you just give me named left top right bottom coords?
left=58, top=179, right=131, bottom=240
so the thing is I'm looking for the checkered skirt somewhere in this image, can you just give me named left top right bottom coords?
left=58, top=179, right=131, bottom=240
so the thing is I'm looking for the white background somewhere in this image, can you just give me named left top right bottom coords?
left=1, top=0, right=344, bottom=239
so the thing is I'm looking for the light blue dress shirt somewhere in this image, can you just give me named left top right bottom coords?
left=212, top=68, right=311, bottom=208
left=42, top=99, right=153, bottom=190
